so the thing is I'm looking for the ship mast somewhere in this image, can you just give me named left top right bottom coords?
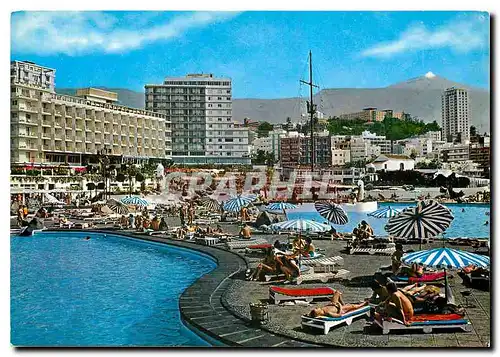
left=300, top=50, right=319, bottom=172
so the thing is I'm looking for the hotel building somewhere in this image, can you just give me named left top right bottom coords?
left=11, top=60, right=170, bottom=166
left=145, top=74, right=250, bottom=165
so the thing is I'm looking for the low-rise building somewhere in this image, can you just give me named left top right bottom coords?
left=367, top=154, right=415, bottom=171
left=439, top=144, right=470, bottom=163
left=331, top=148, right=351, bottom=166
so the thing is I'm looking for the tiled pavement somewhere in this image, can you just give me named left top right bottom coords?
left=44, top=228, right=491, bottom=348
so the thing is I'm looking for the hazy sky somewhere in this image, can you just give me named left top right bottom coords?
left=11, top=11, right=490, bottom=98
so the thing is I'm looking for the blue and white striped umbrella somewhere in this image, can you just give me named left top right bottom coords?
left=265, top=202, right=297, bottom=212
left=120, top=196, right=149, bottom=207
left=270, top=219, right=331, bottom=233
left=385, top=200, right=454, bottom=239
left=402, top=247, right=490, bottom=269
left=314, top=201, right=349, bottom=225
left=222, top=194, right=257, bottom=212
left=368, top=206, right=403, bottom=219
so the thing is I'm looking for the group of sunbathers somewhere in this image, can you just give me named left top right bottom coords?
left=367, top=276, right=463, bottom=323
left=176, top=224, right=226, bottom=240
left=247, top=236, right=317, bottom=282
left=122, top=214, right=168, bottom=232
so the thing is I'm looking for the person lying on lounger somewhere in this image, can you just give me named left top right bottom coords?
left=309, top=291, right=368, bottom=318
left=300, top=237, right=317, bottom=258
left=398, top=263, right=424, bottom=278
left=292, top=236, right=306, bottom=252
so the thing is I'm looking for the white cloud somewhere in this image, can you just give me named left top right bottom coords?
left=11, top=11, right=239, bottom=56
left=361, top=14, right=489, bottom=58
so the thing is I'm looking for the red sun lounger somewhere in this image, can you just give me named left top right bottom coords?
left=391, top=272, right=447, bottom=285
left=373, top=312, right=472, bottom=334
left=269, top=286, right=335, bottom=304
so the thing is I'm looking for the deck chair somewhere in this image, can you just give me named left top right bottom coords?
left=301, top=305, right=371, bottom=334
left=269, top=286, right=335, bottom=304
left=373, top=312, right=472, bottom=335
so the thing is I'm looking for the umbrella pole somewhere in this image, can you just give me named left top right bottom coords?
left=444, top=267, right=448, bottom=302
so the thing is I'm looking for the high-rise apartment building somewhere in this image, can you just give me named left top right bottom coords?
left=441, top=87, right=470, bottom=144
left=11, top=60, right=170, bottom=165
left=145, top=74, right=250, bottom=165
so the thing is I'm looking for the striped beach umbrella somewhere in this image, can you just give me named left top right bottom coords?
left=385, top=200, right=454, bottom=239
left=105, top=199, right=129, bottom=215
left=265, top=202, right=297, bottom=212
left=314, top=201, right=348, bottom=225
left=368, top=206, right=403, bottom=219
left=270, top=219, right=331, bottom=233
left=402, top=247, right=490, bottom=270
left=402, top=247, right=489, bottom=300
left=222, top=194, right=257, bottom=212
left=120, top=196, right=149, bottom=207
left=199, top=197, right=222, bottom=212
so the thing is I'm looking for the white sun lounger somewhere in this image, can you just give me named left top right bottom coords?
left=226, top=238, right=268, bottom=250
left=195, top=237, right=220, bottom=246
left=269, top=286, right=336, bottom=304
left=301, top=256, right=344, bottom=272
left=349, top=246, right=396, bottom=255
left=296, top=269, right=351, bottom=285
left=301, top=305, right=371, bottom=334
left=373, top=315, right=472, bottom=335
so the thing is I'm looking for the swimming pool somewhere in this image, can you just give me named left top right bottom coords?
left=11, top=232, right=216, bottom=347
left=286, top=202, right=490, bottom=239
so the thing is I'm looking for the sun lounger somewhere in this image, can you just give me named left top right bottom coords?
left=301, top=256, right=344, bottom=272
left=349, top=245, right=395, bottom=255
left=226, top=238, right=268, bottom=250
left=195, top=236, right=220, bottom=246
left=390, top=271, right=447, bottom=285
left=301, top=305, right=371, bottom=334
left=269, top=286, right=336, bottom=304
left=296, top=269, right=351, bottom=285
left=72, top=222, right=90, bottom=229
left=147, top=230, right=169, bottom=236
left=373, top=312, right=472, bottom=334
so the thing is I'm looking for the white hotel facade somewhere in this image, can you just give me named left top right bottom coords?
left=11, top=60, right=171, bottom=166
left=145, top=74, right=250, bottom=165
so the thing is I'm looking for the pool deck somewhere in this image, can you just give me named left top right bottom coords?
left=32, top=224, right=491, bottom=348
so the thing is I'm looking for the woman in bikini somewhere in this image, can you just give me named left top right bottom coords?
left=309, top=291, right=368, bottom=318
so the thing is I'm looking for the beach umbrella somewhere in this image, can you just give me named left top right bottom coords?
left=222, top=194, right=257, bottom=212
left=105, top=199, right=129, bottom=215
left=199, top=197, right=222, bottom=212
left=402, top=247, right=489, bottom=300
left=270, top=219, right=331, bottom=233
left=265, top=202, right=297, bottom=213
left=120, top=196, right=149, bottom=207
left=402, top=247, right=489, bottom=270
left=43, top=193, right=65, bottom=206
left=314, top=201, right=348, bottom=225
left=368, top=206, right=402, bottom=219
left=385, top=200, right=454, bottom=245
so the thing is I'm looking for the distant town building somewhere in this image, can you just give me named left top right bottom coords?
left=339, top=108, right=405, bottom=122
left=439, top=144, right=470, bottom=163
left=441, top=87, right=470, bottom=144
left=11, top=60, right=169, bottom=166
left=145, top=74, right=250, bottom=165
left=367, top=154, right=415, bottom=171
left=331, top=148, right=351, bottom=166
left=279, top=131, right=332, bottom=168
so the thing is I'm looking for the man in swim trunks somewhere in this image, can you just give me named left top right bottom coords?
left=384, top=282, right=414, bottom=325
left=309, top=291, right=368, bottom=318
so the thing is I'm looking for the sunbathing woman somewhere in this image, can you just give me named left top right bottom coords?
left=249, top=248, right=277, bottom=281
left=309, top=291, right=368, bottom=318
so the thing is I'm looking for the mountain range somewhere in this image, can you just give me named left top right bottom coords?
left=57, top=73, right=490, bottom=132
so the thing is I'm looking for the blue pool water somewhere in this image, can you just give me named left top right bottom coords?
left=286, top=202, right=490, bottom=239
left=11, top=232, right=216, bottom=347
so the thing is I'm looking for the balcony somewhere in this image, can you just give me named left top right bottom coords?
left=18, top=119, right=39, bottom=127
left=54, top=111, right=62, bottom=117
